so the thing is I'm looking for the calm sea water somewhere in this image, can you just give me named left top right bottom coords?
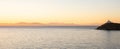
left=0, top=26, right=120, bottom=49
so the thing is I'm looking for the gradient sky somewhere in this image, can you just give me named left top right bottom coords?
left=0, top=0, right=120, bottom=26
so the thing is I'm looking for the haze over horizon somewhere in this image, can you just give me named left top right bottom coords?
left=0, top=0, right=120, bottom=26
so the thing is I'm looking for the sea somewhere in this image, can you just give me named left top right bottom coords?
left=0, top=26, right=120, bottom=49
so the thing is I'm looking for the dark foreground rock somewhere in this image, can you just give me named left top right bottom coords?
left=97, top=21, right=120, bottom=30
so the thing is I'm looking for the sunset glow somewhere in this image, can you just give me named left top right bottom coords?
left=0, top=0, right=120, bottom=26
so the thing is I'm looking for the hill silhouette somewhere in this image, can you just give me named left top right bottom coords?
left=97, top=20, right=120, bottom=30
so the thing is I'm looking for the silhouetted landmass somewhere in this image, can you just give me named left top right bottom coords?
left=97, top=20, right=120, bottom=30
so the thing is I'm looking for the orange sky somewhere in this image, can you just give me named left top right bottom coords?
left=0, top=0, right=120, bottom=26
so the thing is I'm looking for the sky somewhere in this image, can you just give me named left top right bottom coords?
left=0, top=0, right=120, bottom=26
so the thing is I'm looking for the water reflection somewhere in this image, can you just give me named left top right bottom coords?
left=0, top=28, right=120, bottom=49
left=103, top=31, right=120, bottom=49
